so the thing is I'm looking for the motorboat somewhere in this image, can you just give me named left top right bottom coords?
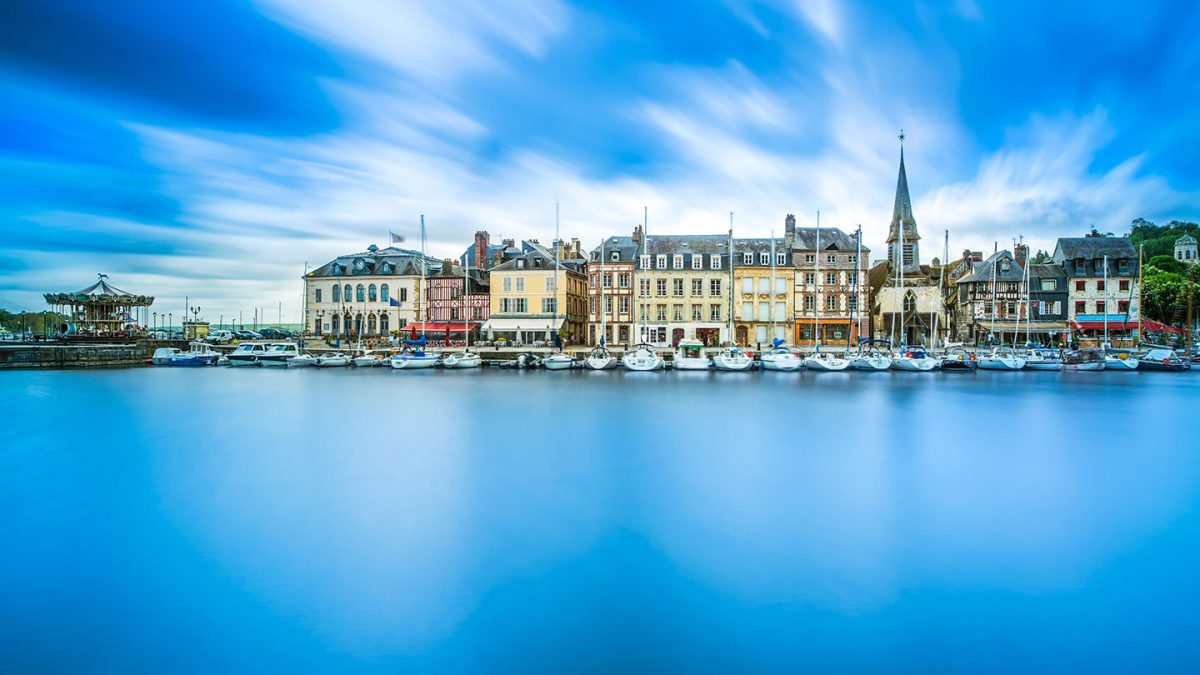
left=258, top=342, right=301, bottom=367
left=442, top=350, right=482, bottom=369
left=153, top=344, right=219, bottom=367
left=672, top=340, right=711, bottom=371
left=315, top=352, right=351, bottom=367
left=1102, top=346, right=1139, bottom=371
left=390, top=348, right=440, bottom=370
left=1023, top=348, right=1064, bottom=371
left=543, top=351, right=576, bottom=370
left=939, top=346, right=976, bottom=372
left=711, top=346, right=754, bottom=371
left=500, top=352, right=543, bottom=369
left=227, top=342, right=270, bottom=367
left=151, top=347, right=181, bottom=365
left=352, top=351, right=387, bottom=367
left=621, top=343, right=663, bottom=371
left=1136, top=347, right=1189, bottom=372
left=759, top=342, right=803, bottom=372
left=849, top=341, right=892, bottom=371
left=287, top=353, right=318, bottom=368
left=1063, top=348, right=1106, bottom=371
left=805, top=349, right=850, bottom=372
left=977, top=346, right=1027, bottom=371
left=891, top=345, right=939, bottom=372
left=583, top=346, right=618, bottom=370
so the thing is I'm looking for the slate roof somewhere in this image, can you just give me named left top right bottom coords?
left=490, top=246, right=586, bottom=273
left=1052, top=237, right=1136, bottom=261
left=307, top=246, right=441, bottom=278
left=587, top=236, right=640, bottom=263
left=790, top=227, right=865, bottom=252
left=957, top=250, right=1025, bottom=284
left=887, top=148, right=919, bottom=243
left=1177, top=234, right=1197, bottom=245
left=1029, top=263, right=1066, bottom=280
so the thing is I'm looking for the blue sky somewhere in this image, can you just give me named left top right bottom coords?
left=2, top=0, right=1198, bottom=319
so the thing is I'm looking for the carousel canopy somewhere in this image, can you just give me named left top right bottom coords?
left=44, top=274, right=154, bottom=306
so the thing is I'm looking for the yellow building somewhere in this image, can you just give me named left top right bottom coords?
left=484, top=242, right=588, bottom=345
left=636, top=233, right=732, bottom=347
left=733, top=237, right=793, bottom=346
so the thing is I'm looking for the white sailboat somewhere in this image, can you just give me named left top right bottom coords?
left=585, top=237, right=618, bottom=370
left=1101, top=254, right=1139, bottom=371
left=847, top=224, right=891, bottom=371
left=392, top=215, right=440, bottom=370
left=759, top=232, right=802, bottom=371
left=976, top=249, right=1025, bottom=370
left=442, top=255, right=481, bottom=369
left=805, top=211, right=849, bottom=371
left=544, top=202, right=576, bottom=371
left=711, top=216, right=754, bottom=371
left=622, top=206, right=664, bottom=371
left=315, top=352, right=350, bottom=367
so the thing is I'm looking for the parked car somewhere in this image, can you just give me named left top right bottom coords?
left=233, top=330, right=262, bottom=340
left=258, top=327, right=292, bottom=339
left=206, top=330, right=235, bottom=344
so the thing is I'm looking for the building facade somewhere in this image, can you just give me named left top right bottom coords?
left=733, top=236, right=792, bottom=346
left=421, top=259, right=489, bottom=341
left=1052, top=236, right=1140, bottom=341
left=1177, top=234, right=1198, bottom=265
left=484, top=243, right=587, bottom=345
left=586, top=233, right=637, bottom=347
left=636, top=234, right=731, bottom=347
left=304, top=245, right=438, bottom=339
left=790, top=218, right=870, bottom=347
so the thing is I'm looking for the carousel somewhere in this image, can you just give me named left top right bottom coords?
left=43, top=274, right=154, bottom=338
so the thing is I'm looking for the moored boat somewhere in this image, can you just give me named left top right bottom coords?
left=1063, top=348, right=1106, bottom=371
left=1136, top=347, right=1189, bottom=372
left=583, top=346, right=618, bottom=370
left=315, top=352, right=350, bottom=367
left=891, top=345, right=938, bottom=371
left=543, top=351, right=576, bottom=370
left=287, top=353, right=318, bottom=368
left=352, top=351, right=387, bottom=367
left=849, top=340, right=892, bottom=371
left=228, top=342, right=270, bottom=367
left=258, top=342, right=300, bottom=367
left=711, top=346, right=754, bottom=371
left=939, top=346, right=976, bottom=371
left=805, top=349, right=850, bottom=371
left=977, top=346, right=1026, bottom=371
left=1103, top=346, right=1139, bottom=371
left=759, top=342, right=803, bottom=371
left=622, top=343, right=663, bottom=371
left=1023, top=348, right=1064, bottom=371
left=442, top=351, right=482, bottom=369
left=672, top=340, right=711, bottom=370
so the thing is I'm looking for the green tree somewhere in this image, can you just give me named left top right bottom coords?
left=1141, top=266, right=1186, bottom=324
left=1029, top=249, right=1052, bottom=264
left=1148, top=255, right=1186, bottom=275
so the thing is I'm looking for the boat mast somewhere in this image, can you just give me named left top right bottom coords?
left=1103, top=253, right=1109, bottom=347
left=644, top=206, right=650, bottom=344
left=420, top=214, right=427, bottom=340
left=934, top=229, right=946, bottom=349
left=814, top=209, right=821, bottom=351
left=989, top=243, right=998, bottom=344
left=1024, top=242, right=1032, bottom=346
left=554, top=200, right=560, bottom=349
left=897, top=209, right=905, bottom=347
left=1136, top=244, right=1143, bottom=346
left=770, top=229, right=776, bottom=345
left=728, top=212, right=735, bottom=346
left=599, top=236, right=606, bottom=347
left=853, top=224, right=862, bottom=348
left=463, top=251, right=470, bottom=351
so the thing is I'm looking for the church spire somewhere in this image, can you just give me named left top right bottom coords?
left=887, top=129, right=919, bottom=245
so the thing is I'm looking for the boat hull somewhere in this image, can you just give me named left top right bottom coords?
left=1025, top=362, right=1063, bottom=371
left=287, top=357, right=317, bottom=368
left=849, top=357, right=891, bottom=371
left=1104, top=358, right=1139, bottom=371
left=390, top=356, right=439, bottom=369
left=806, top=357, right=850, bottom=371
left=673, top=357, right=711, bottom=371
left=977, top=358, right=1026, bottom=370
left=227, top=356, right=260, bottom=367
left=257, top=357, right=291, bottom=367
left=442, top=353, right=481, bottom=369
left=711, top=356, right=753, bottom=371
left=760, top=355, right=802, bottom=371
left=352, top=357, right=383, bottom=367
left=622, top=351, right=663, bottom=371
left=892, top=358, right=938, bottom=371
left=584, top=356, right=617, bottom=370
left=315, top=357, right=350, bottom=367
left=1064, top=362, right=1105, bottom=372
left=543, top=356, right=576, bottom=370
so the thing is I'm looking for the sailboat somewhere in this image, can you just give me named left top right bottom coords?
left=1018, top=251, right=1061, bottom=371
left=585, top=237, right=618, bottom=370
left=544, top=203, right=577, bottom=371
left=391, top=215, right=440, bottom=370
left=805, top=211, right=849, bottom=371
left=976, top=247, right=1025, bottom=370
left=1100, top=254, right=1139, bottom=371
left=850, top=339, right=893, bottom=371
left=711, top=215, right=754, bottom=371
left=759, top=232, right=802, bottom=371
left=442, top=257, right=481, bottom=369
left=890, top=220, right=934, bottom=372
left=622, top=206, right=664, bottom=371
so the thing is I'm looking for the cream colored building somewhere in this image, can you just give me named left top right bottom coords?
left=636, top=233, right=732, bottom=347
left=733, top=237, right=793, bottom=346
left=484, top=242, right=588, bottom=345
left=303, top=244, right=438, bottom=338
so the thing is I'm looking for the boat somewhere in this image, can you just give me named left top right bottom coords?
left=257, top=342, right=301, bottom=367
left=227, top=342, right=270, bottom=367
left=287, top=352, right=318, bottom=368
left=352, top=351, right=387, bottom=367
left=939, top=346, right=976, bottom=371
left=1102, top=345, right=1140, bottom=371
left=977, top=346, right=1026, bottom=371
left=151, top=347, right=181, bottom=365
left=891, top=345, right=939, bottom=371
left=584, top=346, right=618, bottom=370
left=1024, top=348, right=1064, bottom=371
left=543, top=350, right=576, bottom=370
left=440, top=260, right=482, bottom=369
left=315, top=352, right=350, bottom=367
left=622, top=343, right=663, bottom=371
left=1063, top=348, right=1105, bottom=371
left=849, top=339, right=892, bottom=371
left=759, top=340, right=802, bottom=371
left=1136, top=347, right=1189, bottom=372
left=500, top=352, right=542, bottom=369
left=393, top=216, right=441, bottom=370
left=805, top=348, right=850, bottom=371
left=672, top=340, right=711, bottom=370
left=711, top=345, right=754, bottom=371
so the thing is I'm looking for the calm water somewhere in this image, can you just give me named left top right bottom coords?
left=3, top=366, right=1200, bottom=673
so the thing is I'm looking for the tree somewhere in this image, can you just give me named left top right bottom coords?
left=1149, top=255, right=1186, bottom=275
left=1029, top=249, right=1052, bottom=264
left=1141, top=266, right=1186, bottom=324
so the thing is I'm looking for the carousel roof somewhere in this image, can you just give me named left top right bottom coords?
left=72, top=275, right=134, bottom=296
left=44, top=275, right=154, bottom=305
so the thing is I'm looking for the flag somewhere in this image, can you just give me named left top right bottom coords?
left=390, top=231, right=405, bottom=244
left=389, top=297, right=400, bottom=307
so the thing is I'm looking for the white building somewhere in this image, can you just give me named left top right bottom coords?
left=1176, top=234, right=1197, bottom=265
left=303, top=244, right=439, bottom=339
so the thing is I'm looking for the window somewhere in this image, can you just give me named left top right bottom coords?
left=640, top=278, right=650, bottom=296
left=826, top=296, right=838, bottom=311
left=757, top=302, right=769, bottom=321
left=1118, top=300, right=1130, bottom=314
left=619, top=273, right=630, bottom=288
left=315, top=288, right=323, bottom=303
left=656, top=305, right=667, bottom=321
left=758, top=277, right=770, bottom=294
left=380, top=314, right=389, bottom=333
left=1040, top=279, right=1055, bottom=291
left=604, top=297, right=613, bottom=314
left=1052, top=301, right=1061, bottom=315
left=516, top=298, right=527, bottom=312
left=1097, top=280, right=1105, bottom=292
left=372, top=312, right=383, bottom=331
left=826, top=272, right=837, bottom=285
left=804, top=273, right=815, bottom=284
left=331, top=314, right=340, bottom=333
left=1005, top=302, right=1016, bottom=316
left=1038, top=301, right=1046, bottom=316
left=690, top=255, right=701, bottom=269
left=1075, top=301, right=1086, bottom=314
left=742, top=277, right=754, bottom=294
left=546, top=276, right=556, bottom=292
left=774, top=278, right=787, bottom=294
left=849, top=254, right=857, bottom=263
left=344, top=284, right=352, bottom=303
left=774, top=302, right=785, bottom=321
left=368, top=284, right=377, bottom=302
left=503, top=277, right=512, bottom=292
left=848, top=295, right=857, bottom=312
left=656, top=279, right=667, bottom=296
left=776, top=253, right=786, bottom=266
left=691, top=279, right=703, bottom=296
left=399, top=288, right=407, bottom=302
left=639, top=305, right=647, bottom=321
left=848, top=272, right=857, bottom=286
left=602, top=272, right=612, bottom=288
left=516, top=278, right=524, bottom=292
left=331, top=285, right=340, bottom=302
left=1075, top=258, right=1085, bottom=273
left=710, top=255, right=721, bottom=269
left=710, top=279, right=722, bottom=296
left=619, top=297, right=630, bottom=313
left=1096, top=301, right=1106, bottom=313
left=760, top=253, right=770, bottom=265
left=804, top=254, right=814, bottom=263
left=1075, top=280, right=1085, bottom=292
left=692, top=305, right=702, bottom=321
left=743, top=252, right=754, bottom=265
left=672, top=304, right=683, bottom=321
left=673, top=255, right=683, bottom=269
left=656, top=255, right=667, bottom=269
left=710, top=304, right=721, bottom=321
left=670, top=278, right=682, bottom=296
left=589, top=297, right=597, bottom=314
left=640, top=255, right=650, bottom=269
left=381, top=284, right=389, bottom=303
left=356, top=284, right=365, bottom=302
left=1119, top=279, right=1129, bottom=292
left=742, top=301, right=753, bottom=320
left=611, top=251, right=619, bottom=262
left=826, top=254, right=836, bottom=264
left=803, top=295, right=814, bottom=310
left=516, top=259, right=525, bottom=269
left=903, top=290, right=916, bottom=313
left=542, top=298, right=557, bottom=314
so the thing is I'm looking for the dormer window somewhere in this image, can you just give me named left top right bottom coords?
left=691, top=255, right=702, bottom=269
left=710, top=254, right=721, bottom=269
left=639, top=254, right=649, bottom=269
left=673, top=254, right=683, bottom=269
left=517, top=259, right=525, bottom=269
left=591, top=251, right=599, bottom=262
left=760, top=253, right=770, bottom=265
left=610, top=251, right=619, bottom=262
left=656, top=255, right=667, bottom=269
left=1001, top=260, right=1010, bottom=272
left=743, top=253, right=753, bottom=265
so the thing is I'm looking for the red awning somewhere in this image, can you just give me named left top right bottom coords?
left=1141, top=319, right=1185, bottom=334
left=1071, top=321, right=1136, bottom=331
left=406, top=322, right=474, bottom=333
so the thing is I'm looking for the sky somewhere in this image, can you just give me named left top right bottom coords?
left=2, top=0, right=1199, bottom=321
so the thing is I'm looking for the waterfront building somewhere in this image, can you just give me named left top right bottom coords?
left=871, top=142, right=946, bottom=346
left=460, top=231, right=533, bottom=271
left=950, top=246, right=1066, bottom=345
left=420, top=259, right=489, bottom=342
left=43, top=274, right=154, bottom=337
left=1177, top=234, right=1198, bottom=265
left=586, top=233, right=637, bottom=347
left=733, top=233, right=793, bottom=346
left=483, top=242, right=588, bottom=344
left=788, top=214, right=870, bottom=347
left=304, top=244, right=439, bottom=339
left=636, top=233, right=732, bottom=347
left=1052, top=236, right=1140, bottom=341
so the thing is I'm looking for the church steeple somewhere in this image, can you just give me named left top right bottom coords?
left=886, top=130, right=921, bottom=273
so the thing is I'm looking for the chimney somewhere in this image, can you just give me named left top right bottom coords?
left=1015, top=243, right=1029, bottom=268
left=494, top=250, right=504, bottom=267
left=785, top=214, right=796, bottom=239
left=474, top=231, right=489, bottom=270
left=570, top=237, right=580, bottom=258
left=632, top=224, right=643, bottom=243
left=442, top=258, right=453, bottom=275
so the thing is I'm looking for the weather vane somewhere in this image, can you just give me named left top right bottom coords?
left=898, top=129, right=906, bottom=145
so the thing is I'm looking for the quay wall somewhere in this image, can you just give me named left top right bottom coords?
left=0, top=341, right=184, bottom=369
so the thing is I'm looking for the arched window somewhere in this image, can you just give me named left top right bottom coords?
left=331, top=314, right=340, bottom=334
left=368, top=314, right=377, bottom=334
left=380, top=284, right=389, bottom=303
left=344, top=313, right=353, bottom=335
left=368, top=284, right=377, bottom=302
left=379, top=313, right=389, bottom=334
left=343, top=284, right=352, bottom=304
left=331, top=284, right=340, bottom=302
left=356, top=284, right=365, bottom=302
left=903, top=290, right=917, bottom=314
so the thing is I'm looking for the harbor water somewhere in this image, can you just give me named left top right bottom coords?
left=3, top=367, right=1199, bottom=672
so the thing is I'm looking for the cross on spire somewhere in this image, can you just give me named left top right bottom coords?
left=898, top=129, right=906, bottom=146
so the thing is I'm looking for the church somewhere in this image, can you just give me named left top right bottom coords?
left=870, top=135, right=948, bottom=347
